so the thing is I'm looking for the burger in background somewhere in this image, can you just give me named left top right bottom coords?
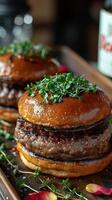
left=0, top=40, right=58, bottom=133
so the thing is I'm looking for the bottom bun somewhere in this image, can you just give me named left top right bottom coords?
left=0, top=106, right=18, bottom=133
left=0, top=106, right=18, bottom=123
left=17, top=143, right=112, bottom=177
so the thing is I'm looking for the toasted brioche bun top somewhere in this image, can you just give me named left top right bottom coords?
left=18, top=89, right=111, bottom=128
left=0, top=53, right=58, bottom=82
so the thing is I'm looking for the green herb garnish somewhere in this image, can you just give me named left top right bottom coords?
left=0, top=129, right=14, bottom=140
left=0, top=41, right=32, bottom=56
left=32, top=44, right=51, bottom=59
left=26, top=73, right=97, bottom=104
left=0, top=150, right=88, bottom=200
left=0, top=41, right=51, bottom=58
left=0, top=119, right=12, bottom=127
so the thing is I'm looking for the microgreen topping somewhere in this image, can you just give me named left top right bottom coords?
left=26, top=73, right=97, bottom=104
left=0, top=41, right=51, bottom=58
left=32, top=44, right=51, bottom=59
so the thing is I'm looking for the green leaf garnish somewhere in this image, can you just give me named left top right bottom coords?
left=32, top=169, right=41, bottom=178
left=26, top=73, right=97, bottom=104
left=0, top=129, right=14, bottom=140
left=0, top=41, right=32, bottom=56
left=62, top=179, right=72, bottom=189
left=0, top=41, right=51, bottom=58
left=33, top=44, right=51, bottom=59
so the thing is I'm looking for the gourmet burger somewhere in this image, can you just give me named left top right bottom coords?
left=15, top=73, right=112, bottom=177
left=0, top=41, right=58, bottom=132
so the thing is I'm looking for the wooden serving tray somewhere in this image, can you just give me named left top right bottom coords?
left=0, top=47, right=112, bottom=200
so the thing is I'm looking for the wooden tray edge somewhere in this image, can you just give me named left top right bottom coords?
left=0, top=168, right=21, bottom=200
left=61, top=46, right=112, bottom=101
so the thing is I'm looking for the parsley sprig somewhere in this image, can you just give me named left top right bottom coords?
left=26, top=73, right=97, bottom=104
left=0, top=41, right=51, bottom=58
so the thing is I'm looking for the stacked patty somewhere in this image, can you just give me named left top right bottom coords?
left=0, top=53, right=58, bottom=107
left=0, top=42, right=58, bottom=132
left=15, top=74, right=112, bottom=177
left=16, top=116, right=111, bottom=161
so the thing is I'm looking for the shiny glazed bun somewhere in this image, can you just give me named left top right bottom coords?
left=18, top=89, right=111, bottom=128
left=0, top=53, right=58, bottom=82
left=0, top=42, right=59, bottom=134
left=0, top=41, right=58, bottom=82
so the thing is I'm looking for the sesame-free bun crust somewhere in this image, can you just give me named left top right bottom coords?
left=0, top=53, right=58, bottom=82
left=17, top=143, right=112, bottom=177
left=18, top=89, right=111, bottom=128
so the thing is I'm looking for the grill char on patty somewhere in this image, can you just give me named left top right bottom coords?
left=15, top=117, right=112, bottom=161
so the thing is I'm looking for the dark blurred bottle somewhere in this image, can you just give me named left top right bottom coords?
left=0, top=0, right=33, bottom=46
left=54, top=0, right=89, bottom=58
left=98, top=0, right=112, bottom=78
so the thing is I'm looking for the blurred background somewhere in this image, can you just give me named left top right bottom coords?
left=0, top=0, right=104, bottom=62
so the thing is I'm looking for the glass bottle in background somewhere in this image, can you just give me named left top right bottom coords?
left=0, top=0, right=33, bottom=46
left=98, top=0, right=112, bottom=78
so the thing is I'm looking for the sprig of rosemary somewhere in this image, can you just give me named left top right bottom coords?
left=26, top=73, right=97, bottom=104
left=0, top=150, right=88, bottom=200
left=0, top=41, right=51, bottom=58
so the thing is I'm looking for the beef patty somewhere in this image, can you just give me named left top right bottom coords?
left=15, top=117, right=112, bottom=161
left=0, top=81, right=24, bottom=107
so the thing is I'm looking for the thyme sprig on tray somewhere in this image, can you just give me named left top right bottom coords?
left=17, top=176, right=88, bottom=200
left=0, top=150, right=88, bottom=200
left=0, top=41, right=51, bottom=58
left=26, top=73, right=97, bottom=104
